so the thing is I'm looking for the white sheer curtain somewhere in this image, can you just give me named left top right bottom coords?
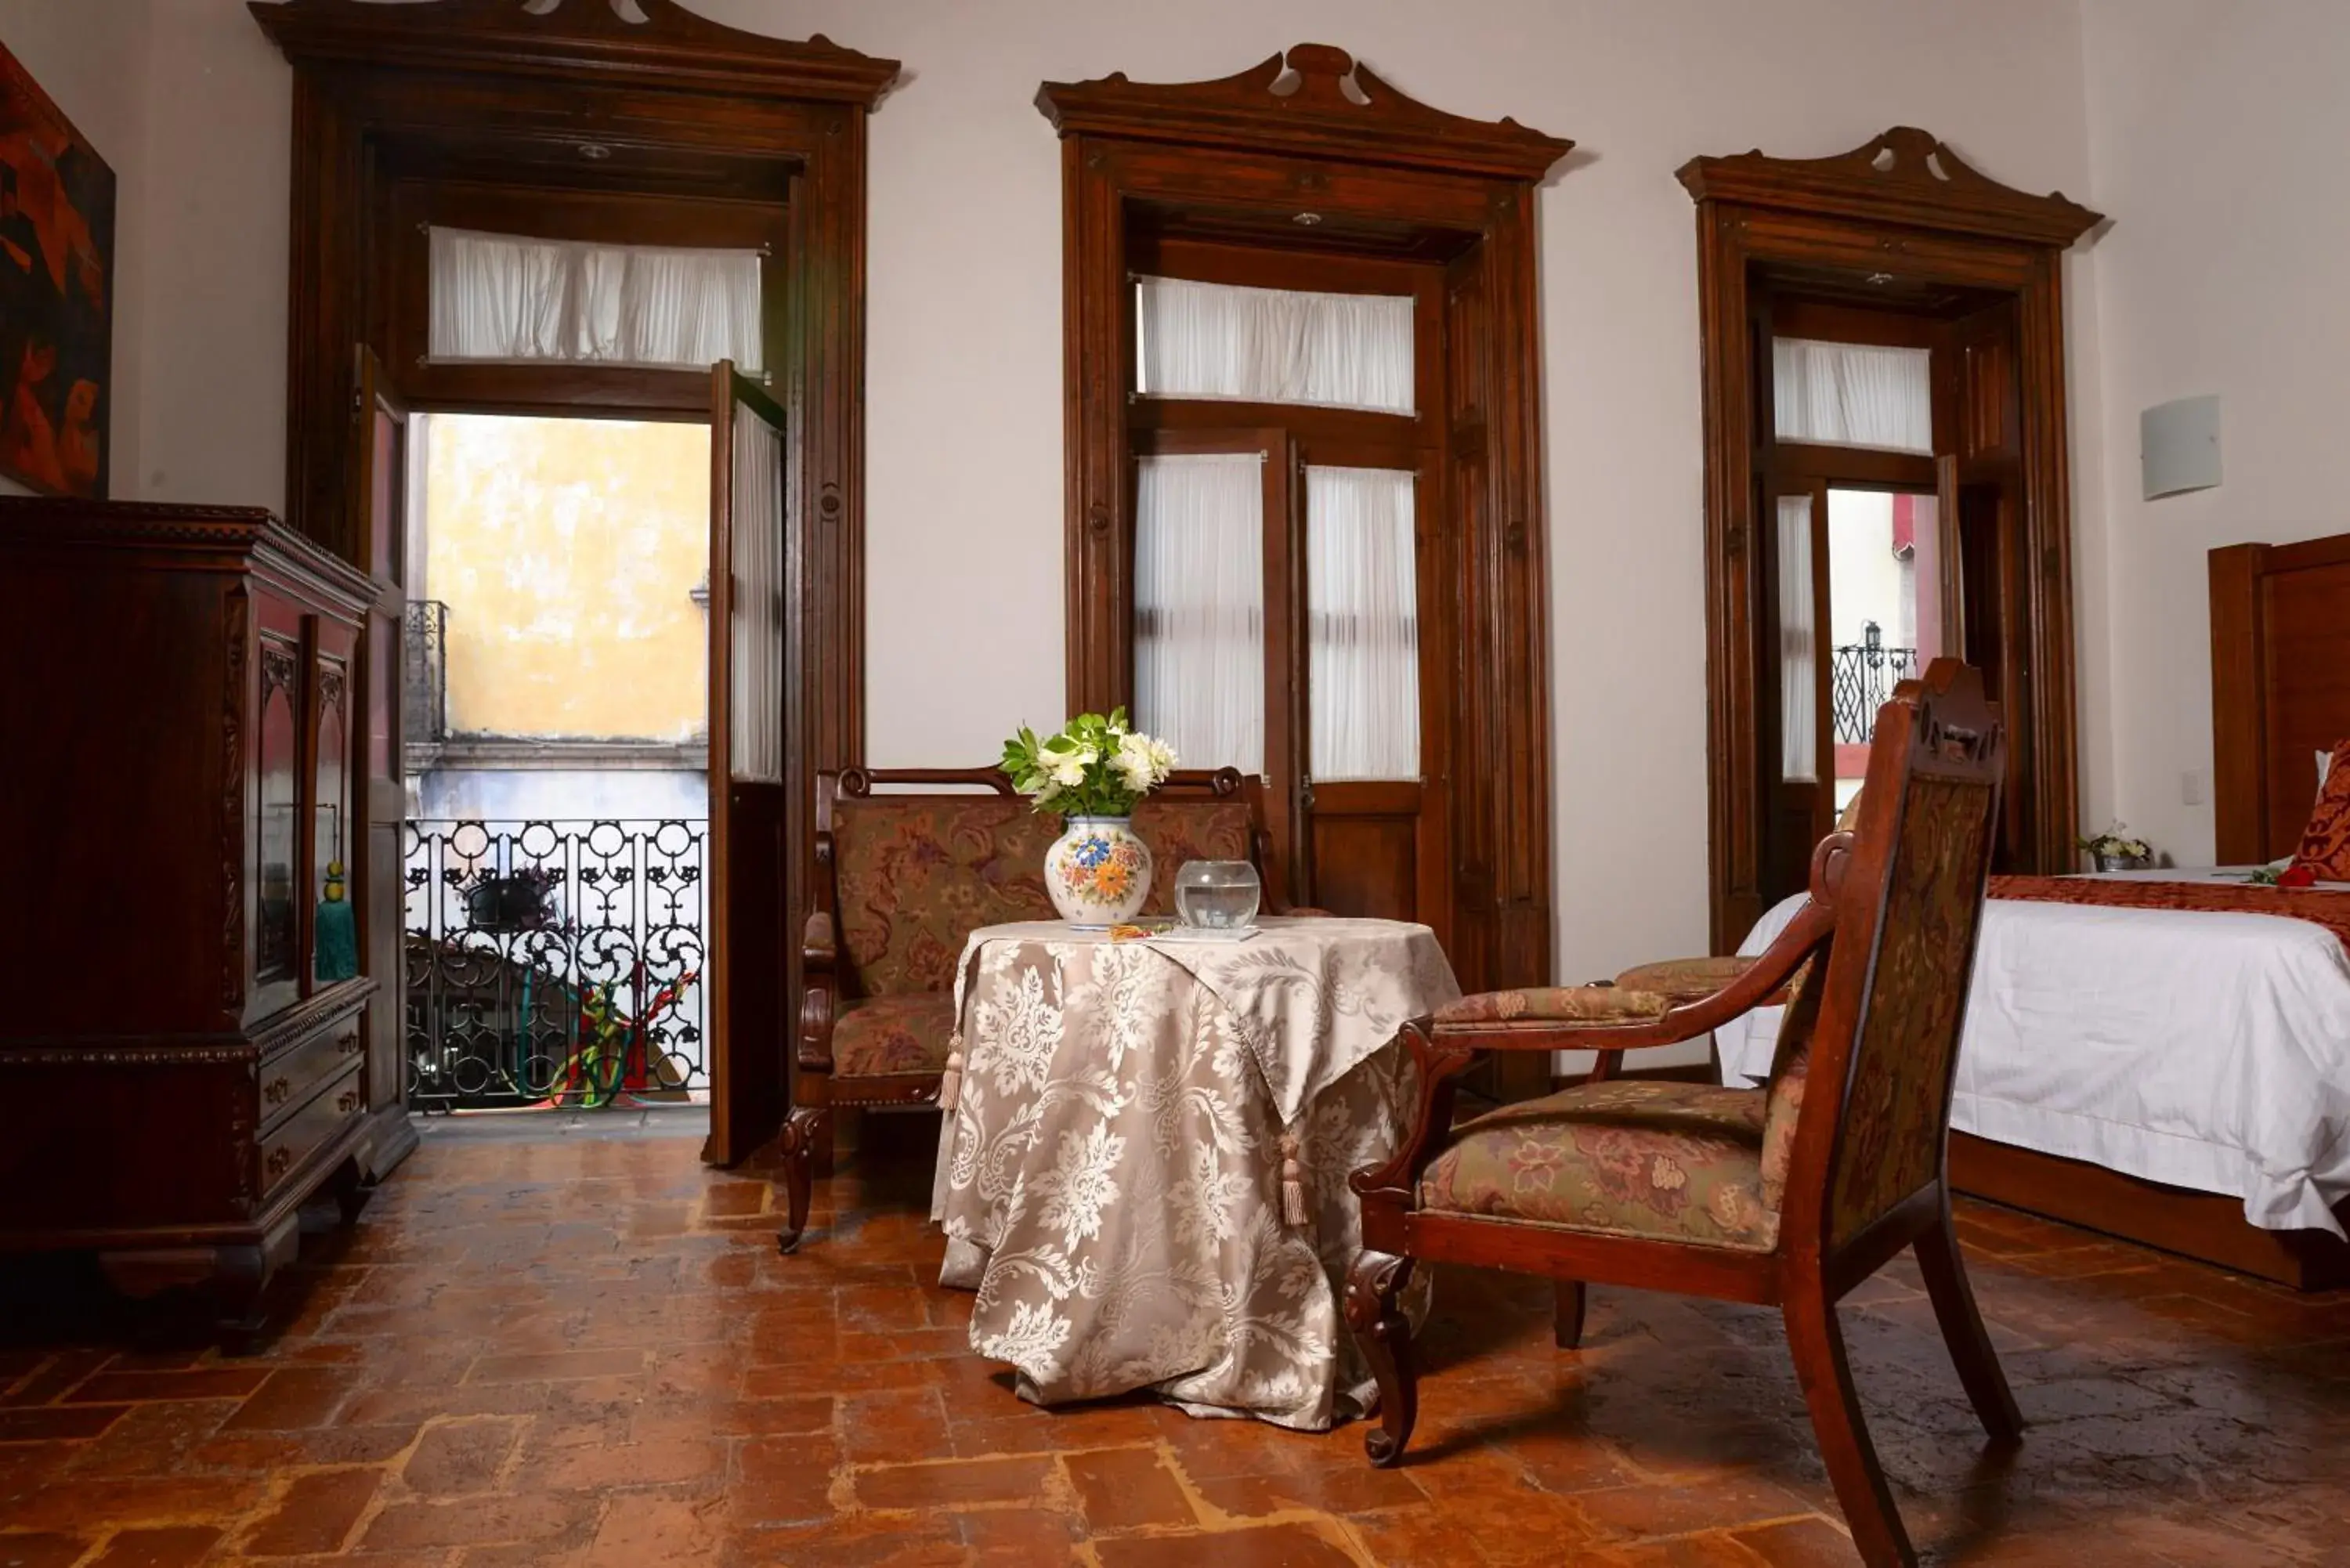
left=430, top=226, right=764, bottom=373
left=1133, top=453, right=1265, bottom=778
left=1135, top=276, right=1414, bottom=414
left=1308, top=466, right=1419, bottom=782
left=1777, top=496, right=1818, bottom=783
left=729, top=402, right=785, bottom=784
left=1773, top=338, right=1932, bottom=454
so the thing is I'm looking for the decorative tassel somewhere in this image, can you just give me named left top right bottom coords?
left=1280, top=1131, right=1307, bottom=1227
left=939, top=1043, right=965, bottom=1112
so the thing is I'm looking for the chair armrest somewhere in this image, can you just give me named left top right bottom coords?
left=797, top=911, right=839, bottom=1072
left=802, top=909, right=837, bottom=975
left=1429, top=898, right=1834, bottom=1056
left=1350, top=900, right=1834, bottom=1207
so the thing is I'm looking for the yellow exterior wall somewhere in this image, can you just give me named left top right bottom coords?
left=425, top=414, right=710, bottom=742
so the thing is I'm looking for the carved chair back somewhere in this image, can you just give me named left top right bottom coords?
left=814, top=766, right=1273, bottom=1000
left=1775, top=660, right=2006, bottom=1259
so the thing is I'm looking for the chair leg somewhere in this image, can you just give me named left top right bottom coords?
left=776, top=1106, right=827, bottom=1255
left=1553, top=1280, right=1586, bottom=1349
left=1782, top=1278, right=1915, bottom=1568
left=1913, top=1211, right=2023, bottom=1442
left=1346, top=1250, right=1420, bottom=1467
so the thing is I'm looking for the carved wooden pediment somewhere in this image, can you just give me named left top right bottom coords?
left=1677, top=126, right=2100, bottom=248
left=250, top=0, right=900, bottom=107
left=1037, top=43, right=1572, bottom=182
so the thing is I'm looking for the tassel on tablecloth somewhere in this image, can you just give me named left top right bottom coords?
left=939, top=1042, right=965, bottom=1112
left=1280, top=1131, right=1307, bottom=1227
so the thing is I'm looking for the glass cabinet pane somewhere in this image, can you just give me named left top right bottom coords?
left=313, top=655, right=354, bottom=982
left=1306, top=465, right=1419, bottom=782
left=255, top=636, right=301, bottom=986
left=1133, top=453, right=1264, bottom=777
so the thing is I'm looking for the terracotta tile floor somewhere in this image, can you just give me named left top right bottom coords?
left=5, top=1109, right=2350, bottom=1566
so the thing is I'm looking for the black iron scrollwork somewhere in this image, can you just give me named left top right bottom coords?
left=403, top=819, right=707, bottom=1111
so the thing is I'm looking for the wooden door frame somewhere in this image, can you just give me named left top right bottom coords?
left=255, top=0, right=898, bottom=1165
left=1039, top=44, right=1572, bottom=1026
left=1680, top=128, right=2102, bottom=948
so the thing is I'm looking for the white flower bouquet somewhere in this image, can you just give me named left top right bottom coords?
left=1000, top=708, right=1177, bottom=818
left=2078, top=822, right=2153, bottom=870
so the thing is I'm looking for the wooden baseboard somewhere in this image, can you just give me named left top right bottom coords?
left=1949, top=1132, right=2350, bottom=1291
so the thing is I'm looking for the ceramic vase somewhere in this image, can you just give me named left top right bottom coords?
left=1045, top=815, right=1153, bottom=927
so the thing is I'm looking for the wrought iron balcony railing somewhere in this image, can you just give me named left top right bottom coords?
left=404, top=818, right=706, bottom=1111
left=1830, top=623, right=1919, bottom=747
left=404, top=600, right=449, bottom=745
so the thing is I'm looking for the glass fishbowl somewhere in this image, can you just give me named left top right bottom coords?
left=1173, top=859, right=1262, bottom=930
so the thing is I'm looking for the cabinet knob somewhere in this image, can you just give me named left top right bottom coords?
left=265, top=1078, right=291, bottom=1106
left=338, top=1031, right=363, bottom=1056
left=266, top=1147, right=291, bottom=1180
left=337, top=1089, right=361, bottom=1115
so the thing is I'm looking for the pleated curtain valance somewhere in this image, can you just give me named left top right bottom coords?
left=1773, top=337, right=1932, bottom=455
left=1134, top=276, right=1415, bottom=415
left=428, top=226, right=765, bottom=374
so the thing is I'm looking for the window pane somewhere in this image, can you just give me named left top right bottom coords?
left=1777, top=495, right=1817, bottom=784
left=730, top=401, right=786, bottom=785
left=1134, top=453, right=1264, bottom=778
left=1135, top=276, right=1414, bottom=414
left=429, top=226, right=764, bottom=373
left=1773, top=337, right=1931, bottom=454
left=422, top=414, right=709, bottom=744
left=1307, top=466, right=1419, bottom=782
left=1826, top=488, right=1935, bottom=801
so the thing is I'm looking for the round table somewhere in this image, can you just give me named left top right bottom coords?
left=929, top=916, right=1458, bottom=1430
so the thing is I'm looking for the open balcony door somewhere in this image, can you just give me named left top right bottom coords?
left=705, top=363, right=790, bottom=1165
left=350, top=347, right=418, bottom=1179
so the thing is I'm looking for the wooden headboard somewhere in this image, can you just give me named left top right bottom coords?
left=2211, top=532, right=2350, bottom=862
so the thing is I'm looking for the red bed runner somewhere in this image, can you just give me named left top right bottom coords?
left=1987, top=876, right=2350, bottom=957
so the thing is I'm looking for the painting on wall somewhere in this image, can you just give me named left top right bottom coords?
left=0, top=39, right=112, bottom=499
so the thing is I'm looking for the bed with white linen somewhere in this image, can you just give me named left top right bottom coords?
left=1717, top=869, right=2350, bottom=1263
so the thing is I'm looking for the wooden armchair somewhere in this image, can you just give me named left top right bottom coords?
left=780, top=765, right=1289, bottom=1250
left=1345, top=660, right=2017, bottom=1568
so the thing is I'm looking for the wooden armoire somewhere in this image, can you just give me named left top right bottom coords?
left=0, top=499, right=407, bottom=1328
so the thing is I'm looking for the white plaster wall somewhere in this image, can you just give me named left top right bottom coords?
left=695, top=0, right=2102, bottom=993
left=2076, top=0, right=2350, bottom=865
left=0, top=0, right=154, bottom=497
left=146, top=0, right=2102, bottom=999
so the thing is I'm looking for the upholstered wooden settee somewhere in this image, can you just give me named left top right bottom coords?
left=778, top=765, right=1289, bottom=1250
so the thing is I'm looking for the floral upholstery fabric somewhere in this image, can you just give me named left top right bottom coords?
left=1419, top=1080, right=1777, bottom=1250
left=831, top=993, right=958, bottom=1079
left=1130, top=798, right=1256, bottom=917
left=1830, top=775, right=1994, bottom=1245
left=1613, top=956, right=1757, bottom=1005
left=1758, top=955, right=1826, bottom=1217
left=2292, top=739, right=2350, bottom=881
left=1434, top=985, right=1670, bottom=1029
left=831, top=797, right=1059, bottom=996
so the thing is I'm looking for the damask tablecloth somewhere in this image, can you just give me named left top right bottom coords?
left=930, top=917, right=1459, bottom=1429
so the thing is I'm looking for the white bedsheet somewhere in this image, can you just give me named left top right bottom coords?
left=1715, top=871, right=2350, bottom=1237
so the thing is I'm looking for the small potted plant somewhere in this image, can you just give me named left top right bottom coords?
left=1003, top=709, right=1177, bottom=926
left=2078, top=823, right=2153, bottom=873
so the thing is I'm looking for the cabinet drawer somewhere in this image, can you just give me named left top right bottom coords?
left=258, top=1013, right=364, bottom=1130
left=260, top=1063, right=363, bottom=1198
